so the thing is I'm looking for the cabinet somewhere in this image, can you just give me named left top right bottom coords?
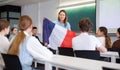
left=0, top=5, right=21, bottom=28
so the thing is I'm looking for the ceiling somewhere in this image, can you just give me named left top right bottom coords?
left=0, top=0, right=50, bottom=6
left=0, top=0, right=95, bottom=6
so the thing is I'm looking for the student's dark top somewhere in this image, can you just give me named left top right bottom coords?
left=112, top=39, right=120, bottom=48
left=32, top=35, right=44, bottom=46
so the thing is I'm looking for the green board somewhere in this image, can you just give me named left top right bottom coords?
left=66, top=5, right=96, bottom=32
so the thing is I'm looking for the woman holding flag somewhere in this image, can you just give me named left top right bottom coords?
left=53, top=10, right=71, bottom=30
left=44, top=10, right=72, bottom=47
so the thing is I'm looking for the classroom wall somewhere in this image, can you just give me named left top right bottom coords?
left=21, top=0, right=93, bottom=34
left=21, top=0, right=118, bottom=42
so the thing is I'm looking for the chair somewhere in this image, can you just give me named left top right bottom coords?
left=116, top=52, right=120, bottom=63
left=74, top=50, right=100, bottom=60
left=58, top=47, right=74, bottom=57
left=103, top=67, right=120, bottom=70
left=107, top=48, right=120, bottom=63
left=1, top=53, right=22, bottom=70
left=107, top=48, right=120, bottom=52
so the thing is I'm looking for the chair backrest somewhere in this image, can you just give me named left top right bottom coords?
left=58, top=47, right=74, bottom=57
left=1, top=53, right=22, bottom=70
left=107, top=48, right=120, bottom=52
left=103, top=67, right=120, bottom=70
left=74, top=50, right=100, bottom=60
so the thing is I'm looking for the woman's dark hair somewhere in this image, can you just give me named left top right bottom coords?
left=58, top=10, right=68, bottom=27
left=99, top=27, right=112, bottom=48
left=11, top=27, right=17, bottom=32
left=78, top=18, right=92, bottom=32
left=117, top=27, right=120, bottom=35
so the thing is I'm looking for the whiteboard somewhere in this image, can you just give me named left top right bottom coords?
left=96, top=0, right=120, bottom=33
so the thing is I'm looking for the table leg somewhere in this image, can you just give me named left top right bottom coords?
left=45, top=62, right=52, bottom=70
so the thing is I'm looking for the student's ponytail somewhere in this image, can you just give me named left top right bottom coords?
left=8, top=31, right=26, bottom=55
left=105, top=35, right=112, bottom=48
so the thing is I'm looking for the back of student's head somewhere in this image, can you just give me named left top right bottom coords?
left=19, top=15, right=32, bottom=31
left=78, top=18, right=92, bottom=32
left=8, top=15, right=32, bottom=55
left=99, top=26, right=112, bottom=48
left=0, top=19, right=10, bottom=32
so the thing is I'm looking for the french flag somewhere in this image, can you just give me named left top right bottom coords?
left=43, top=18, right=76, bottom=50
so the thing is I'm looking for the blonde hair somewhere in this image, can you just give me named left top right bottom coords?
left=8, top=15, right=32, bottom=55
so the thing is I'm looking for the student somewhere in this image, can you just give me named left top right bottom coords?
left=72, top=18, right=107, bottom=52
left=32, top=26, right=44, bottom=45
left=32, top=26, right=40, bottom=41
left=53, top=10, right=71, bottom=30
left=0, top=19, right=10, bottom=53
left=9, top=27, right=18, bottom=41
left=112, top=28, right=120, bottom=48
left=7, top=15, right=53, bottom=70
left=97, top=27, right=112, bottom=48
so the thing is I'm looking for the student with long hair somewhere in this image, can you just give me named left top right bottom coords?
left=112, top=28, right=120, bottom=48
left=97, top=27, right=112, bottom=48
left=8, top=15, right=53, bottom=70
left=0, top=19, right=10, bottom=53
left=72, top=18, right=107, bottom=52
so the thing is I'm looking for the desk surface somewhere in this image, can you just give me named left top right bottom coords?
left=100, top=51, right=119, bottom=58
left=37, top=54, right=120, bottom=70
left=49, top=55, right=102, bottom=70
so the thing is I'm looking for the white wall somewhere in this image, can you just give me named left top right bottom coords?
left=39, top=0, right=59, bottom=33
left=21, top=3, right=39, bottom=28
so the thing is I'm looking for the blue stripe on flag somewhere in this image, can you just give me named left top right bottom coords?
left=43, top=18, right=55, bottom=44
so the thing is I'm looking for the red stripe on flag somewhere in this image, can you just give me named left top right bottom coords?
left=60, top=30, right=76, bottom=48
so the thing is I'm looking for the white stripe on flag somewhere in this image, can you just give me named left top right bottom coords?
left=48, top=24, right=67, bottom=50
